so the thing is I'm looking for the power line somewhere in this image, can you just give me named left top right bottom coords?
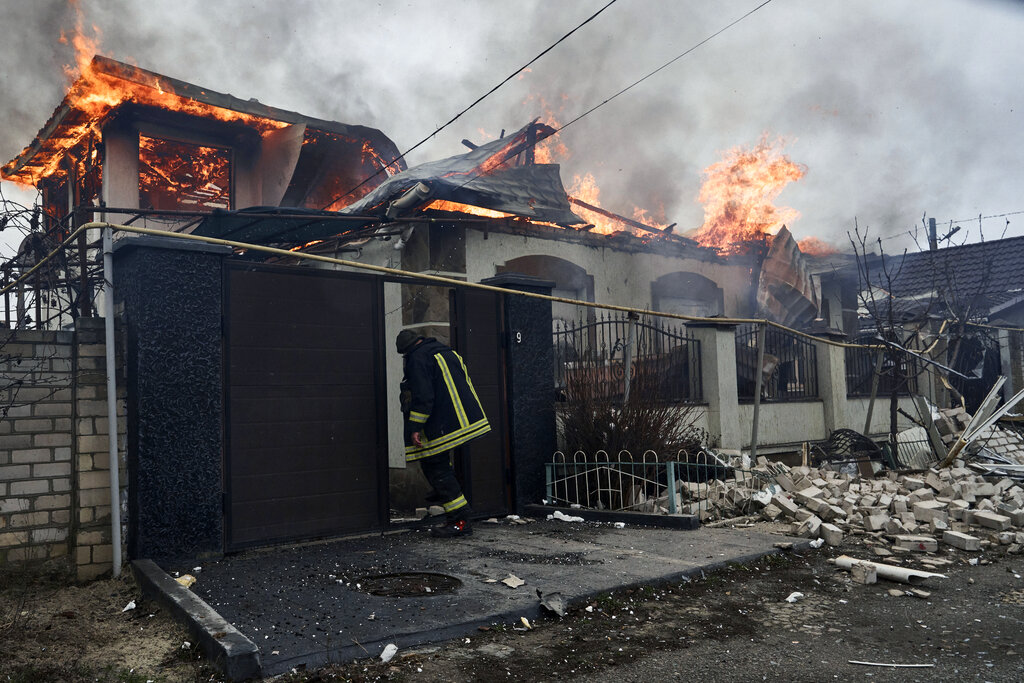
left=443, top=0, right=775, bottom=201
left=878, top=210, right=1024, bottom=242
left=322, top=0, right=621, bottom=209
left=555, top=0, right=774, bottom=136
left=939, top=210, right=1024, bottom=224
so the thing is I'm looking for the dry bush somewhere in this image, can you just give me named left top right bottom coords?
left=558, top=365, right=706, bottom=457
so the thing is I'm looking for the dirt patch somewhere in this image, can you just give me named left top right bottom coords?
left=0, top=567, right=220, bottom=682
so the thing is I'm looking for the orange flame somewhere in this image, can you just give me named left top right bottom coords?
left=424, top=200, right=512, bottom=218
left=567, top=173, right=616, bottom=234
left=797, top=236, right=837, bottom=257
left=7, top=2, right=289, bottom=185
left=361, top=140, right=402, bottom=178
left=694, top=135, right=806, bottom=253
left=139, top=135, right=231, bottom=210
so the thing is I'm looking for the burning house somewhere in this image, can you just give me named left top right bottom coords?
left=1, top=55, right=403, bottom=264
left=2, top=54, right=851, bottom=567
left=2, top=54, right=822, bottom=333
left=1, top=55, right=831, bottom=493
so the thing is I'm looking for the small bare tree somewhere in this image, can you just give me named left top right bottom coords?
left=848, top=221, right=933, bottom=449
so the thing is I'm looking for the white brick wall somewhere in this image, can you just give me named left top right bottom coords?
left=0, top=329, right=75, bottom=566
left=0, top=319, right=127, bottom=579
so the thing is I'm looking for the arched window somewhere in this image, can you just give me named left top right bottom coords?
left=497, top=255, right=594, bottom=325
left=651, top=272, right=724, bottom=317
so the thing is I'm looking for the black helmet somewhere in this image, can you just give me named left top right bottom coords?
left=396, top=330, right=422, bottom=354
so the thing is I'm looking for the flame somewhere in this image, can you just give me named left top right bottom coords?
left=566, top=173, right=616, bottom=234
left=290, top=239, right=324, bottom=252
left=797, top=236, right=838, bottom=257
left=524, top=95, right=569, bottom=165
left=360, top=140, right=402, bottom=178
left=631, top=205, right=668, bottom=231
left=424, top=200, right=512, bottom=218
left=139, top=135, right=231, bottom=210
left=6, top=2, right=289, bottom=185
left=694, top=135, right=806, bottom=253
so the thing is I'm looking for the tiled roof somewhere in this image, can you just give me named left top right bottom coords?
left=887, top=235, right=1024, bottom=304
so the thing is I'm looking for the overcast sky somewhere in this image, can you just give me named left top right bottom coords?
left=1, top=0, right=1022, bottom=254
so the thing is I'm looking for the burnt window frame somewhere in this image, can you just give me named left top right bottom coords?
left=136, top=130, right=235, bottom=213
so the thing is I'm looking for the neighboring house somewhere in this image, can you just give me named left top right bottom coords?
left=815, top=236, right=1024, bottom=409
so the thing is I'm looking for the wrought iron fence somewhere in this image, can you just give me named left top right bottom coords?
left=0, top=203, right=103, bottom=330
left=553, top=312, right=702, bottom=403
left=845, top=346, right=919, bottom=397
left=545, top=449, right=776, bottom=519
left=735, top=323, right=818, bottom=401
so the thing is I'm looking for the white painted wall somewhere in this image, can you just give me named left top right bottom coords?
left=846, top=396, right=920, bottom=438
left=737, top=401, right=827, bottom=448
left=463, top=229, right=754, bottom=315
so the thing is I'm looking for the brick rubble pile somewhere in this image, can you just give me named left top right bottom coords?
left=676, top=458, right=1024, bottom=554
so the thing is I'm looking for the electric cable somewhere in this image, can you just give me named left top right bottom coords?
left=553, top=0, right=773, bottom=137
left=441, top=0, right=775, bottom=201
left=321, top=0, right=621, bottom=209
left=878, top=210, right=1024, bottom=242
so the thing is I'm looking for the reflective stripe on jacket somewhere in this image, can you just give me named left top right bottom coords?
left=402, top=338, right=490, bottom=461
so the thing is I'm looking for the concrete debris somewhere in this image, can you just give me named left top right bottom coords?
left=832, top=555, right=946, bottom=585
left=670, top=430, right=1024, bottom=557
left=547, top=510, right=584, bottom=523
left=502, top=575, right=526, bottom=589
left=850, top=562, right=877, bottom=585
left=537, top=589, right=567, bottom=617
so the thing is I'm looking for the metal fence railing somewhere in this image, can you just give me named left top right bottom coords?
left=553, top=312, right=702, bottom=403
left=735, top=323, right=818, bottom=401
left=845, top=346, right=919, bottom=398
left=545, top=450, right=776, bottom=520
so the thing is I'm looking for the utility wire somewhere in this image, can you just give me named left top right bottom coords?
left=443, top=0, right=775, bottom=201
left=941, top=210, right=1024, bottom=224
left=322, top=0, right=620, bottom=209
left=878, top=210, right=1024, bottom=242
left=554, top=0, right=774, bottom=136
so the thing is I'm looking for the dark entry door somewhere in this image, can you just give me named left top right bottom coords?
left=225, top=264, right=387, bottom=549
left=451, top=288, right=510, bottom=517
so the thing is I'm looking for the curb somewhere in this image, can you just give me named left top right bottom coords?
left=132, top=559, right=262, bottom=681
left=523, top=504, right=701, bottom=529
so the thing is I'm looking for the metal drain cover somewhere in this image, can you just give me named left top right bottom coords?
left=358, top=572, right=462, bottom=597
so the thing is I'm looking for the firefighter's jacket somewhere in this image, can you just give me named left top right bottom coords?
left=401, top=338, right=490, bottom=461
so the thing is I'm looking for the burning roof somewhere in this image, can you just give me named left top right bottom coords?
left=757, top=225, right=820, bottom=327
left=2, top=55, right=403, bottom=210
left=339, top=122, right=584, bottom=226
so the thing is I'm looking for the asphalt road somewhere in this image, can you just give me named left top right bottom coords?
left=298, top=543, right=1024, bottom=683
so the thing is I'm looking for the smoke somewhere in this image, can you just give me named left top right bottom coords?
left=1, top=0, right=1022, bottom=251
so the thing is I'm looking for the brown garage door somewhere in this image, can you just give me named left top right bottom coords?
left=225, top=264, right=387, bottom=549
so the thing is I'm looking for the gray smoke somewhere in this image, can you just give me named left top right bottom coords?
left=2, top=0, right=1022, bottom=251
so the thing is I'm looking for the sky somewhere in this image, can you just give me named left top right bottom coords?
left=1, top=0, right=1022, bottom=256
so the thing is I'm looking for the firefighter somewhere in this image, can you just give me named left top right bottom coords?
left=396, top=329, right=490, bottom=537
